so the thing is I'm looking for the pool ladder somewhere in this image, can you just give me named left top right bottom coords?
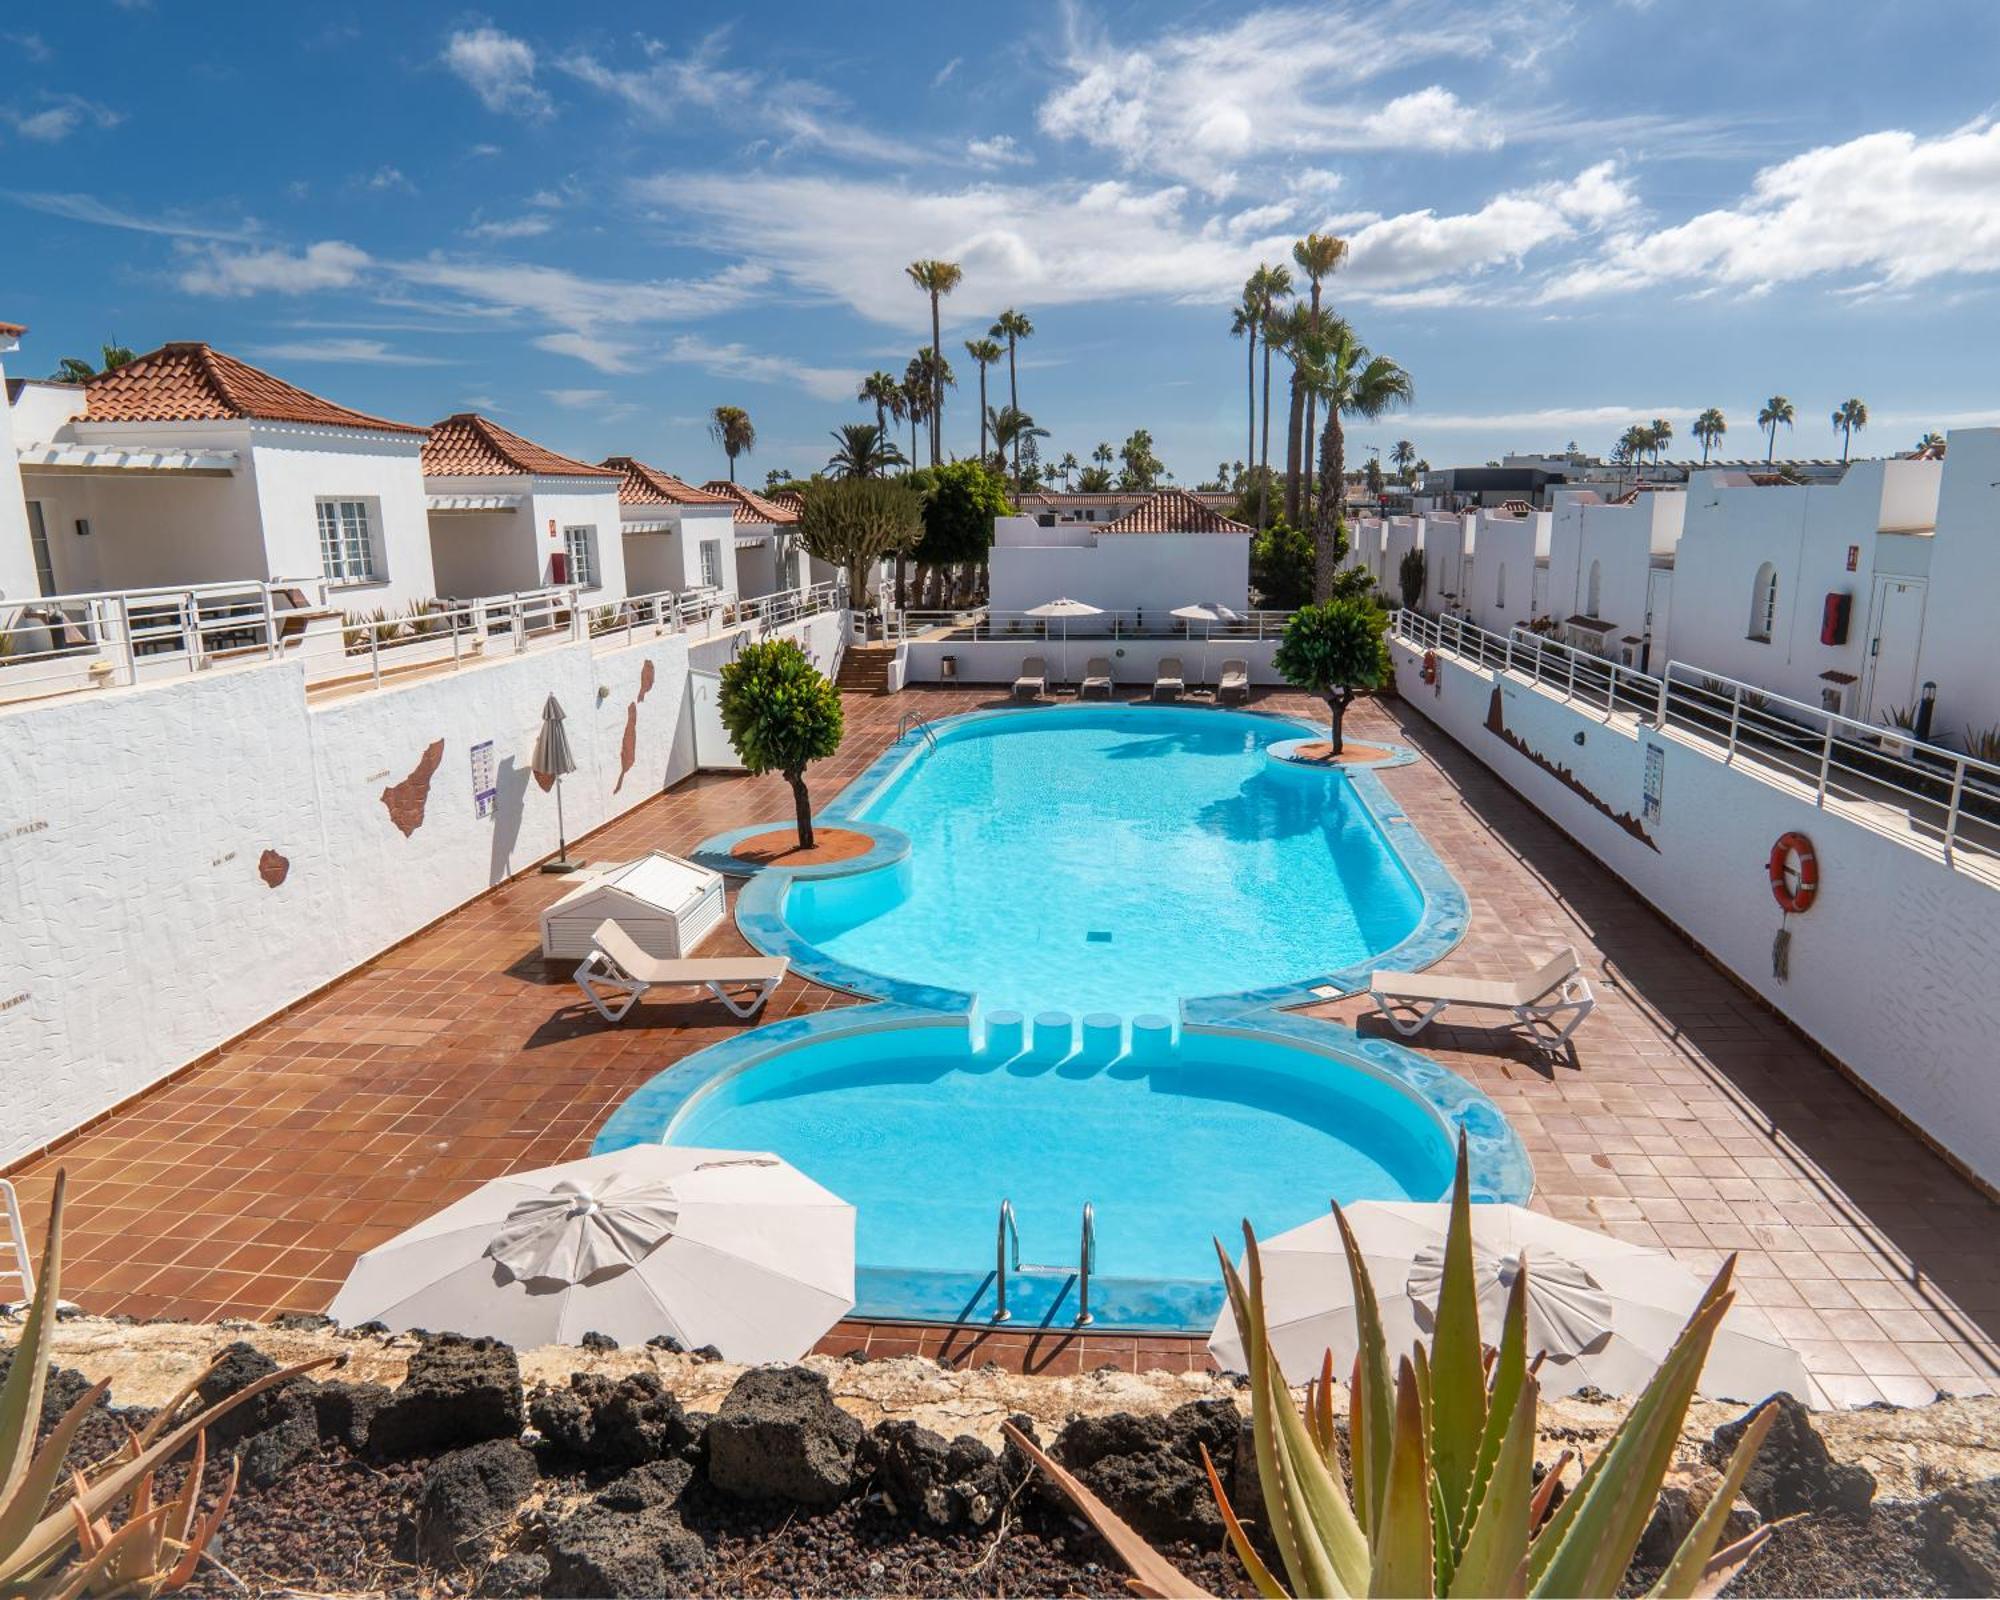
left=897, top=711, right=938, bottom=751
left=993, top=1198, right=1096, bottom=1327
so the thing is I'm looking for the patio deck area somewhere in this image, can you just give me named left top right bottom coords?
left=6, top=685, right=1997, bottom=1401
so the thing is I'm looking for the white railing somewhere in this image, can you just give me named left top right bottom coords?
left=889, top=605, right=1294, bottom=643
left=0, top=575, right=849, bottom=708
left=1394, top=608, right=2000, bottom=875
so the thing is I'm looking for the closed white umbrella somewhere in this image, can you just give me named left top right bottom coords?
left=1024, top=597, right=1105, bottom=686
left=1209, top=1202, right=1823, bottom=1406
left=1170, top=602, right=1242, bottom=692
left=532, top=692, right=581, bottom=873
left=328, top=1146, right=855, bottom=1363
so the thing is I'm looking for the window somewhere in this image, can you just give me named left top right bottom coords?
left=26, top=502, right=55, bottom=597
left=1495, top=565, right=1506, bottom=609
left=700, top=539, right=722, bottom=589
left=563, top=526, right=597, bottom=588
left=1749, top=562, right=1778, bottom=641
left=1585, top=559, right=1602, bottom=617
left=315, top=499, right=379, bottom=584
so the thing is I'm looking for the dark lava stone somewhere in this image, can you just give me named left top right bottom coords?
left=1707, top=1392, right=1875, bottom=1520
left=706, top=1365, right=863, bottom=1509
left=369, top=1332, right=524, bottom=1460
left=406, top=1438, right=540, bottom=1568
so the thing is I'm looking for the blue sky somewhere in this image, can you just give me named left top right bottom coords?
left=6, top=0, right=2000, bottom=482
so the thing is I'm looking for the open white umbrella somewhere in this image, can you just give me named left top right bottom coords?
left=328, top=1146, right=854, bottom=1363
left=1170, top=602, right=1242, bottom=693
left=1209, top=1202, right=1823, bottom=1406
left=1024, top=597, right=1105, bottom=687
left=533, top=692, right=582, bottom=873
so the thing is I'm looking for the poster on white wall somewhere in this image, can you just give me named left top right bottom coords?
left=1642, top=741, right=1666, bottom=825
left=471, top=740, right=497, bottom=819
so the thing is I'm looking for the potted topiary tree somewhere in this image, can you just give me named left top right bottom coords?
left=1273, top=596, right=1391, bottom=755
left=718, top=638, right=845, bottom=849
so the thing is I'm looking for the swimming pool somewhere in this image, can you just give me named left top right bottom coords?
left=746, top=704, right=1443, bottom=1019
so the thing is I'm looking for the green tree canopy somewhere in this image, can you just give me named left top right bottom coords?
left=1250, top=517, right=1315, bottom=609
left=796, top=476, right=924, bottom=607
left=908, top=459, right=1009, bottom=569
left=717, top=637, right=844, bottom=847
left=1271, top=596, right=1392, bottom=753
left=1398, top=547, right=1426, bottom=611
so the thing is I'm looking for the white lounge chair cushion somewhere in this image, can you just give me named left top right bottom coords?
left=592, top=920, right=786, bottom=986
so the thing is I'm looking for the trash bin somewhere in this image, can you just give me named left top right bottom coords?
left=940, top=654, right=958, bottom=681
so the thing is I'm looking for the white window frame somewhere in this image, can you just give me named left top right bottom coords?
left=699, top=538, right=722, bottom=589
left=563, top=525, right=597, bottom=589
left=26, top=501, right=56, bottom=597
left=316, top=497, right=381, bottom=585
left=1749, top=562, right=1778, bottom=642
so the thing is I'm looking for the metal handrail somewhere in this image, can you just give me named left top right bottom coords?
left=1077, top=1201, right=1096, bottom=1328
left=0, top=1179, right=33, bottom=1305
left=898, top=711, right=937, bottom=751
left=994, top=1199, right=1019, bottom=1323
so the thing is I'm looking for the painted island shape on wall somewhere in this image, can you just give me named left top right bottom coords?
left=382, top=739, right=446, bottom=838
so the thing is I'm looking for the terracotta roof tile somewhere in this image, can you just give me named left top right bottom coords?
left=699, top=480, right=799, bottom=525
left=422, top=413, right=618, bottom=478
left=0, top=322, right=25, bottom=339
left=1101, top=488, right=1251, bottom=534
left=767, top=489, right=807, bottom=518
left=600, top=457, right=734, bottom=507
left=83, top=343, right=425, bottom=434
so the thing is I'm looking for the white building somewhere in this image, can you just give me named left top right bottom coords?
left=698, top=481, right=797, bottom=598
left=1017, top=489, right=1239, bottom=527
left=987, top=488, right=1250, bottom=616
left=598, top=457, right=739, bottom=600
left=7, top=341, right=435, bottom=610
left=1381, top=516, right=1422, bottom=605
left=0, top=321, right=39, bottom=603
left=1915, top=429, right=2000, bottom=744
left=1462, top=505, right=1551, bottom=635
left=423, top=414, right=625, bottom=603
left=1418, top=512, right=1476, bottom=614
left=1668, top=457, right=1941, bottom=720
left=1546, top=488, right=1684, bottom=670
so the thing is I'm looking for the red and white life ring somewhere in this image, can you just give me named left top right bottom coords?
left=1421, top=649, right=1438, bottom=684
left=1768, top=832, right=1819, bottom=914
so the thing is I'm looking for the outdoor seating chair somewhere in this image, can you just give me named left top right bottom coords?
left=1013, top=655, right=1049, bottom=700
left=1079, top=657, right=1114, bottom=699
left=1217, top=659, right=1250, bottom=703
left=577, top=919, right=789, bottom=1022
left=1365, top=946, right=1594, bottom=1054
left=1152, top=656, right=1185, bottom=700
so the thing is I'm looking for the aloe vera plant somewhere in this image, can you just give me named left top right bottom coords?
left=1, top=1173, right=336, bottom=1598
left=1009, top=1138, right=1777, bottom=1599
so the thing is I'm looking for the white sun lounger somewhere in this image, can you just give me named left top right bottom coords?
left=1079, top=656, right=1114, bottom=699
left=1217, top=658, right=1250, bottom=703
left=577, top=919, right=789, bottom=1022
left=1366, top=946, right=1594, bottom=1053
left=1152, top=656, right=1185, bottom=700
left=1013, top=655, right=1048, bottom=700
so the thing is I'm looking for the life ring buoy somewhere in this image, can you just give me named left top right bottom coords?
left=1768, top=832, right=1819, bottom=914
left=1421, top=649, right=1438, bottom=684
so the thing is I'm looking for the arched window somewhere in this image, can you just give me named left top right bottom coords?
left=1750, top=562, right=1778, bottom=641
left=1586, top=559, right=1602, bottom=617
left=1496, top=565, right=1507, bottom=609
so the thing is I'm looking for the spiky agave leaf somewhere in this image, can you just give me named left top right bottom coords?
left=0, top=1382, right=111, bottom=1568
left=1645, top=1403, right=1776, bottom=1600
left=1334, top=1204, right=1394, bottom=1537
left=1369, top=1358, right=1436, bottom=1598
left=1447, top=1368, right=1539, bottom=1599
left=0, top=1175, right=65, bottom=1516
left=1425, top=1136, right=1488, bottom=1572
left=1200, top=1443, right=1287, bottom=1600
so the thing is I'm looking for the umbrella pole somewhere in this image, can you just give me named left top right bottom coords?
left=542, top=774, right=583, bottom=874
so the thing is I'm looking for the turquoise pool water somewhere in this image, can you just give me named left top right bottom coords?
left=782, top=706, right=1424, bottom=1019
left=656, top=1018, right=1461, bottom=1325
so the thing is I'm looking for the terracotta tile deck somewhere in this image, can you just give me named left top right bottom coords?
left=7, top=685, right=1998, bottom=1400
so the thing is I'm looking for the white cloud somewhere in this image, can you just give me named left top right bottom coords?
left=465, top=212, right=553, bottom=240
left=4, top=93, right=122, bottom=142
left=1035, top=1, right=1539, bottom=193
left=244, top=337, right=444, bottom=366
left=545, top=387, right=612, bottom=407
left=532, top=332, right=641, bottom=373
left=397, top=257, right=770, bottom=337
left=442, top=27, right=551, bottom=119
left=931, top=56, right=962, bottom=88
left=2, top=33, right=52, bottom=63
left=176, top=240, right=371, bottom=297
left=358, top=165, right=417, bottom=194
left=1543, top=121, right=2000, bottom=300
left=467, top=142, right=503, bottom=158
left=1393, top=403, right=1699, bottom=432
left=5, top=190, right=258, bottom=240
left=662, top=335, right=861, bottom=402
left=966, top=134, right=1031, bottom=168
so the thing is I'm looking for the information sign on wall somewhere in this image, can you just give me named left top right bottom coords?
left=471, top=740, right=497, bottom=819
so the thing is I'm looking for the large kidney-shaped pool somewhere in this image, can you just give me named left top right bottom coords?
left=767, top=704, right=1437, bottom=1018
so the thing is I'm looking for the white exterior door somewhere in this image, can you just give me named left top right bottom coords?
left=1862, top=577, right=1927, bottom=725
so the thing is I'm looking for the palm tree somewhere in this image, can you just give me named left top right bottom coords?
left=1693, top=407, right=1726, bottom=463
left=904, top=259, right=962, bottom=463
left=899, top=363, right=929, bottom=473
left=1058, top=450, right=1079, bottom=490
left=826, top=422, right=904, bottom=479
left=49, top=341, right=136, bottom=384
left=989, top=309, right=1034, bottom=481
left=1262, top=301, right=1313, bottom=524
left=1304, top=317, right=1413, bottom=601
left=1291, top=232, right=1349, bottom=514
left=858, top=370, right=904, bottom=443
left=1915, top=431, right=1947, bottom=456
left=989, top=405, right=1049, bottom=487
left=964, top=338, right=1003, bottom=463
left=708, top=404, right=756, bottom=482
left=1248, top=263, right=1293, bottom=529
left=1649, top=416, right=1674, bottom=464
left=1390, top=438, right=1416, bottom=483
left=1230, top=294, right=1258, bottom=504
left=1758, top=395, right=1795, bottom=463
left=1832, top=396, right=1868, bottom=462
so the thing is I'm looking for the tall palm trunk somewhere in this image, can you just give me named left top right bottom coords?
left=1312, top=408, right=1349, bottom=602
left=1258, top=340, right=1274, bottom=529
left=1244, top=326, right=1256, bottom=502
left=1283, top=369, right=1304, bottom=523
left=1301, top=289, right=1321, bottom=515
left=1006, top=336, right=1021, bottom=485
left=728, top=448, right=737, bottom=483
left=977, top=365, right=989, bottom=462
left=928, top=295, right=943, bottom=465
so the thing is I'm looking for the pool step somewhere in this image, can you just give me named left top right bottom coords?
left=836, top=644, right=898, bottom=695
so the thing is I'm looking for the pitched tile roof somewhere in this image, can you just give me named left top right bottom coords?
left=767, top=489, right=807, bottom=518
left=422, top=413, right=618, bottom=478
left=601, top=456, right=733, bottom=507
left=699, top=480, right=799, bottom=525
left=1101, top=488, right=1252, bottom=534
left=83, top=343, right=425, bottom=434
left=0, top=322, right=25, bottom=339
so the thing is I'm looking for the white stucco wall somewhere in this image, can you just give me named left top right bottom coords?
left=427, top=477, right=626, bottom=602
left=1464, top=510, right=1550, bottom=634
left=1420, top=514, right=1474, bottom=611
left=0, top=343, right=41, bottom=603
left=1393, top=636, right=2000, bottom=1191
left=1382, top=518, right=1421, bottom=605
left=248, top=424, right=435, bottom=611
left=1547, top=491, right=1684, bottom=663
left=904, top=634, right=1284, bottom=687
left=1915, top=428, right=2000, bottom=743
left=988, top=531, right=1250, bottom=615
